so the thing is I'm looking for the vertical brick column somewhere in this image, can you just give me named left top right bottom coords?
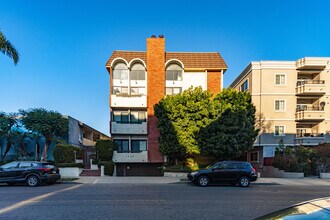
left=147, top=37, right=165, bottom=163
left=207, top=70, right=221, bottom=95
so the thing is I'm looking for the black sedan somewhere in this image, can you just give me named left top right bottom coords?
left=0, top=161, right=61, bottom=187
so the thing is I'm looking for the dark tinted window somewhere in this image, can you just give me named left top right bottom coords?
left=1, top=162, right=19, bottom=169
left=229, top=162, right=247, bottom=169
left=212, top=162, right=227, bottom=170
left=19, top=162, right=33, bottom=168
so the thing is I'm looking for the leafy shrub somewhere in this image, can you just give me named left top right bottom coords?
left=53, top=144, right=81, bottom=163
left=56, top=163, right=84, bottom=168
left=100, top=161, right=114, bottom=176
left=273, top=146, right=316, bottom=175
left=314, top=144, right=330, bottom=173
left=95, top=140, right=114, bottom=161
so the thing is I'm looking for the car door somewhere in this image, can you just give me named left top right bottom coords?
left=211, top=162, right=230, bottom=182
left=0, top=162, right=19, bottom=181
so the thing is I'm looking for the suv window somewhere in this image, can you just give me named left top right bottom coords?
left=19, top=162, right=33, bottom=168
left=212, top=162, right=227, bottom=170
left=1, top=162, right=19, bottom=169
left=229, top=162, right=247, bottom=169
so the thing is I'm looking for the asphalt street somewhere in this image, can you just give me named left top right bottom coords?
left=0, top=180, right=330, bottom=220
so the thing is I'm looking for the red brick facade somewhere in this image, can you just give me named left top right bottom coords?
left=207, top=71, right=221, bottom=95
left=146, top=38, right=165, bottom=162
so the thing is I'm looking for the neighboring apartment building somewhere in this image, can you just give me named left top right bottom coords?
left=105, top=36, right=227, bottom=176
left=230, top=57, right=330, bottom=168
left=0, top=116, right=110, bottom=165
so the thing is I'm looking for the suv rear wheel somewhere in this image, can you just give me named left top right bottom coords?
left=198, top=176, right=209, bottom=187
left=27, top=175, right=40, bottom=187
left=239, top=176, right=250, bottom=187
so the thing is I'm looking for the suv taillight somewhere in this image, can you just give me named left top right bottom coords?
left=37, top=168, right=52, bottom=173
left=251, top=167, right=256, bottom=173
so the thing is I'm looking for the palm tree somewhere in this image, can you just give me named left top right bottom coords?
left=0, top=31, right=19, bottom=65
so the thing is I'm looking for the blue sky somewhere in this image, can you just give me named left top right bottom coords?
left=1, top=0, right=330, bottom=135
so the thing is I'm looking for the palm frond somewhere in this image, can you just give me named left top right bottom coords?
left=0, top=31, right=20, bottom=65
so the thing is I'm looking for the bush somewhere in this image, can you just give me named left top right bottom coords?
left=53, top=144, right=81, bottom=163
left=273, top=146, right=317, bottom=175
left=100, top=161, right=115, bottom=176
left=56, top=163, right=84, bottom=168
left=95, top=140, right=114, bottom=161
left=315, top=144, right=330, bottom=173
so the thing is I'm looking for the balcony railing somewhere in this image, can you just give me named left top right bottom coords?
left=296, top=80, right=325, bottom=86
left=295, top=133, right=325, bottom=138
left=111, top=121, right=147, bottom=134
left=294, top=133, right=326, bottom=145
left=296, top=106, right=324, bottom=112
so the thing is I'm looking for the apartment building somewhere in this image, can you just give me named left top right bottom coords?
left=105, top=36, right=227, bottom=176
left=230, top=57, right=330, bottom=167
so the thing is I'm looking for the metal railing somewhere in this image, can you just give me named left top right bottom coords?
left=296, top=80, right=325, bottom=86
left=296, top=106, right=324, bottom=112
left=295, top=133, right=325, bottom=138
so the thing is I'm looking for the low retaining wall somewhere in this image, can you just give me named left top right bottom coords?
left=320, top=173, right=330, bottom=179
left=59, top=167, right=83, bottom=178
left=261, top=166, right=304, bottom=179
left=164, top=172, right=188, bottom=178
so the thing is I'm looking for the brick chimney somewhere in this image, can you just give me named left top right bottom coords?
left=146, top=36, right=165, bottom=163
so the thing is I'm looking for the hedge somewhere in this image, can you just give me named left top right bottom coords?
left=53, top=144, right=81, bottom=164
left=95, top=140, right=114, bottom=161
left=100, top=161, right=115, bottom=176
left=56, top=163, right=84, bottom=168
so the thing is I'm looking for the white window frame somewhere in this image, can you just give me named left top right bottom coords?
left=274, top=99, right=286, bottom=112
left=275, top=73, right=286, bottom=86
left=274, top=125, right=285, bottom=136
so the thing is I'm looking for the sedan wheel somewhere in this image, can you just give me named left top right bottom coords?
left=198, top=176, right=209, bottom=187
left=239, top=176, right=250, bottom=187
left=27, top=175, right=40, bottom=187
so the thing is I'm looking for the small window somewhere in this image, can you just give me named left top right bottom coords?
left=165, top=87, right=182, bottom=95
left=240, top=80, right=248, bottom=92
left=275, top=126, right=285, bottom=136
left=113, top=111, right=129, bottom=124
left=114, top=139, right=129, bottom=152
left=166, top=64, right=182, bottom=81
left=275, top=74, right=286, bottom=85
left=275, top=100, right=285, bottom=111
left=130, top=63, right=145, bottom=80
left=130, top=112, right=146, bottom=124
left=1, top=162, right=19, bottom=169
left=113, top=86, right=128, bottom=95
left=113, top=63, right=129, bottom=80
left=250, top=152, right=259, bottom=162
left=131, top=140, right=147, bottom=153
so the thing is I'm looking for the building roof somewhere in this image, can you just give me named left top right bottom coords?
left=106, top=50, right=227, bottom=70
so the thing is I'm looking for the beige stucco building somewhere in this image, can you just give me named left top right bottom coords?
left=230, top=57, right=330, bottom=167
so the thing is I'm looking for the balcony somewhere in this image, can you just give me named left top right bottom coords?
left=295, top=133, right=326, bottom=145
left=110, top=94, right=147, bottom=108
left=82, top=138, right=96, bottom=147
left=296, top=80, right=326, bottom=96
left=111, top=122, right=147, bottom=135
left=112, top=151, right=148, bottom=163
left=295, top=107, right=325, bottom=122
left=296, top=57, right=329, bottom=70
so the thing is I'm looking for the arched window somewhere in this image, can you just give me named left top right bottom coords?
left=130, top=63, right=145, bottom=80
left=166, top=63, right=182, bottom=81
left=113, top=62, right=128, bottom=80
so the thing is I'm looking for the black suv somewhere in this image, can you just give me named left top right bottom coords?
left=187, top=161, right=257, bottom=187
left=0, top=161, right=61, bottom=187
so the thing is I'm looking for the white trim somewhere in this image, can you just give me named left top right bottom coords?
left=110, top=57, right=129, bottom=67
left=274, top=99, right=286, bottom=112
left=274, top=73, right=287, bottom=86
left=165, top=59, right=185, bottom=69
left=128, top=58, right=147, bottom=69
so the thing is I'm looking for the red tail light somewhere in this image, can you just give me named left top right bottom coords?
left=252, top=167, right=256, bottom=173
left=37, top=168, right=52, bottom=173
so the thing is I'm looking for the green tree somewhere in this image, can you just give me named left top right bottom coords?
left=0, top=31, right=19, bottom=65
left=154, top=87, right=215, bottom=163
left=0, top=112, right=19, bottom=162
left=20, top=108, right=68, bottom=161
left=199, top=89, right=259, bottom=160
left=95, top=140, right=114, bottom=161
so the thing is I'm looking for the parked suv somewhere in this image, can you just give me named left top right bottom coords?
left=0, top=161, right=61, bottom=187
left=187, top=161, right=257, bottom=187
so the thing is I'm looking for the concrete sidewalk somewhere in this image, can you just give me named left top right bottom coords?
left=70, top=176, right=330, bottom=186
